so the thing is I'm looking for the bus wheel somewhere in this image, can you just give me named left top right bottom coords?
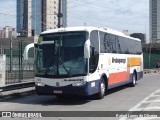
left=130, top=73, right=137, bottom=87
left=97, top=78, right=106, bottom=99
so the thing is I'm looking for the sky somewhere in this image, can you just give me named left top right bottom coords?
left=0, top=0, right=149, bottom=42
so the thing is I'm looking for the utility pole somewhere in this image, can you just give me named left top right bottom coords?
left=57, top=0, right=63, bottom=28
left=10, top=31, right=13, bottom=82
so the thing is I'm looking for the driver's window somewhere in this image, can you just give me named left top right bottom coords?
left=89, top=31, right=99, bottom=73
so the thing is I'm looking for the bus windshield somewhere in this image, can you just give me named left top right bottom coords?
left=35, top=31, right=88, bottom=78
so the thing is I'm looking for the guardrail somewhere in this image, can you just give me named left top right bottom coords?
left=0, top=82, right=35, bottom=92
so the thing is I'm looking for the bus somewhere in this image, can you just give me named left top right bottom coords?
left=24, top=27, right=143, bottom=99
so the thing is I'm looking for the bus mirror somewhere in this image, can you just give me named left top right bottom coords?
left=84, top=40, right=90, bottom=58
left=23, top=43, right=34, bottom=61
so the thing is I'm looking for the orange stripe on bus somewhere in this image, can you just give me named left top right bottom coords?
left=109, top=71, right=128, bottom=85
left=127, top=57, right=141, bottom=67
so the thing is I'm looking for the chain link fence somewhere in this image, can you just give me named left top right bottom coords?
left=1, top=38, right=34, bottom=85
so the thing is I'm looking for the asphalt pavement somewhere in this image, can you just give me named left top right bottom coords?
left=0, top=72, right=160, bottom=120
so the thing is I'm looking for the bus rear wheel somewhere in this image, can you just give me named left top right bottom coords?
left=130, top=73, right=137, bottom=87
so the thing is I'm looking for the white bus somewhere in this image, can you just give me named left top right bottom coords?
left=24, top=27, right=143, bottom=99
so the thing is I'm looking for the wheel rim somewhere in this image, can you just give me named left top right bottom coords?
left=133, top=75, right=136, bottom=85
left=101, top=81, right=105, bottom=96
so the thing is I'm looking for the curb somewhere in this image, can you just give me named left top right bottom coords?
left=144, top=69, right=160, bottom=74
left=0, top=89, right=35, bottom=102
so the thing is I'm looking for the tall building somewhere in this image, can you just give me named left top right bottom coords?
left=149, top=0, right=160, bottom=43
left=41, top=0, right=68, bottom=31
left=17, top=0, right=32, bottom=36
left=41, top=0, right=59, bottom=31
left=130, top=33, right=146, bottom=43
left=17, top=0, right=68, bottom=37
left=62, top=0, right=68, bottom=27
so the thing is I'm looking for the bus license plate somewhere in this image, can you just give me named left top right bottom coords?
left=54, top=90, right=62, bottom=94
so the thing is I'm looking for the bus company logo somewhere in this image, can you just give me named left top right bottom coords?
left=112, top=58, right=126, bottom=64
left=108, top=58, right=112, bottom=65
left=56, top=82, right=60, bottom=86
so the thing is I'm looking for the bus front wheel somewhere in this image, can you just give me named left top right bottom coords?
left=96, top=78, right=106, bottom=99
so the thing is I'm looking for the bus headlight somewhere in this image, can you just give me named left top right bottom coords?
left=35, top=82, right=45, bottom=87
left=72, top=81, right=86, bottom=86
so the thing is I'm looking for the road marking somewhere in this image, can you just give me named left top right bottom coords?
left=129, top=89, right=160, bottom=111
left=143, top=100, right=160, bottom=103
left=119, top=88, right=160, bottom=120
left=131, top=107, right=160, bottom=111
left=133, top=117, right=160, bottom=120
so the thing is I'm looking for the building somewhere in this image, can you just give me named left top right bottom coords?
left=41, top=0, right=68, bottom=31
left=17, top=0, right=42, bottom=37
left=130, top=33, right=146, bottom=43
left=0, top=30, right=5, bottom=38
left=17, top=0, right=68, bottom=37
left=149, top=0, right=160, bottom=43
left=41, top=0, right=59, bottom=31
left=62, top=0, right=68, bottom=28
left=0, top=26, right=17, bottom=39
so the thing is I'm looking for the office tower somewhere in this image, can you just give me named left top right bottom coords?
left=17, top=0, right=68, bottom=37
left=41, top=0, right=68, bottom=31
left=149, top=0, right=160, bottom=43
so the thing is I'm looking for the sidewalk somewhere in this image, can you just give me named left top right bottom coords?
left=0, top=79, right=35, bottom=101
left=144, top=69, right=160, bottom=74
left=0, top=87, right=35, bottom=101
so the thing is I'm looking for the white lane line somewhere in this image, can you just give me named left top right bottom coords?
left=141, top=107, right=160, bottom=110
left=130, top=89, right=160, bottom=111
left=119, top=89, right=160, bottom=120
left=152, top=95, right=160, bottom=97
left=134, top=117, right=160, bottom=120
left=143, top=100, right=160, bottom=103
left=131, top=107, right=160, bottom=111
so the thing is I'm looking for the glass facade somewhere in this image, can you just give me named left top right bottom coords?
left=17, top=0, right=24, bottom=35
left=31, top=0, right=41, bottom=35
left=62, top=0, right=67, bottom=27
left=17, top=0, right=68, bottom=36
left=17, top=0, right=41, bottom=36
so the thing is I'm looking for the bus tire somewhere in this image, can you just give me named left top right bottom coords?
left=130, top=73, right=137, bottom=87
left=96, top=78, right=106, bottom=99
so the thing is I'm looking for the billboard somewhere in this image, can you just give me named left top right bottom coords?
left=0, top=55, right=6, bottom=87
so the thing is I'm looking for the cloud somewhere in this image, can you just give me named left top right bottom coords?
left=0, top=0, right=16, bottom=28
left=0, top=0, right=149, bottom=41
left=69, top=0, right=149, bottom=41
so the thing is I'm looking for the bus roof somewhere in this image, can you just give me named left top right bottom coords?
left=41, top=26, right=141, bottom=42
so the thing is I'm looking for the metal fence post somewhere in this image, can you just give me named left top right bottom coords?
left=18, top=41, right=23, bottom=82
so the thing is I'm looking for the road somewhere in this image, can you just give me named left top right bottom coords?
left=0, top=73, right=160, bottom=120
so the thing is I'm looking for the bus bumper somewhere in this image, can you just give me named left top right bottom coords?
left=35, top=81, right=100, bottom=96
